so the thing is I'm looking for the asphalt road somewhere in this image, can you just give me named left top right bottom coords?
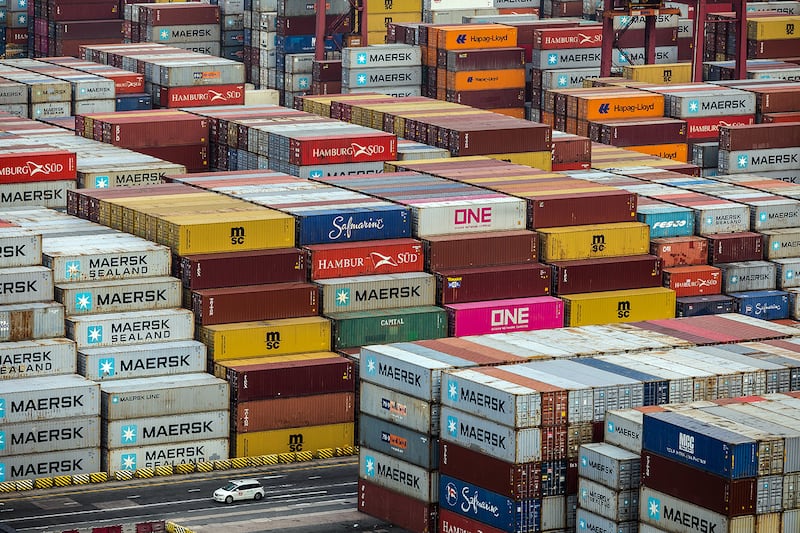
left=0, top=458, right=411, bottom=533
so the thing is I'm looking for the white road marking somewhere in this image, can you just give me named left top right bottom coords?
left=127, top=495, right=141, bottom=499
left=307, top=476, right=321, bottom=480
left=188, top=489, right=201, bottom=493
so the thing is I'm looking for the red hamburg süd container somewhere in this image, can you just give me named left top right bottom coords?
left=706, top=232, right=764, bottom=264
left=650, top=236, right=710, bottom=267
left=0, top=150, right=77, bottom=183
left=158, top=84, right=246, bottom=108
left=179, top=248, right=309, bottom=289
left=684, top=115, right=756, bottom=140
left=439, top=509, right=508, bottom=533
left=550, top=255, right=663, bottom=295
left=192, top=282, right=318, bottom=325
left=435, top=263, right=551, bottom=304
left=232, top=392, right=355, bottom=432
left=289, top=133, right=397, bottom=166
left=216, top=353, right=355, bottom=403
left=305, top=238, right=424, bottom=280
left=533, top=27, right=602, bottom=49
left=424, top=230, right=538, bottom=270
left=358, top=478, right=437, bottom=533
left=662, top=265, right=722, bottom=296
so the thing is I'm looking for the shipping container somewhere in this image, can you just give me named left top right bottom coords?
left=358, top=478, right=437, bottom=533
left=604, top=409, right=645, bottom=453
left=576, top=509, right=637, bottom=533
left=104, top=410, right=229, bottom=449
left=733, top=290, right=789, bottom=321
left=578, top=442, right=640, bottom=491
left=446, top=296, right=564, bottom=336
left=359, top=416, right=438, bottom=470
left=663, top=265, right=723, bottom=297
left=651, top=236, right=710, bottom=267
left=200, top=316, right=332, bottom=360
left=639, top=486, right=756, bottom=533
left=0, top=374, right=99, bottom=424
left=0, top=447, right=100, bottom=482
left=330, top=306, right=447, bottom=349
left=360, top=380, right=438, bottom=435
left=234, top=392, right=354, bottom=433
left=306, top=239, right=423, bottom=280
left=435, top=263, right=551, bottom=304
left=193, top=282, right=318, bottom=325
left=231, top=422, right=355, bottom=457
left=0, top=416, right=100, bottom=457
left=0, top=229, right=42, bottom=268
left=440, top=406, right=541, bottom=464
left=317, top=272, right=435, bottom=314
left=438, top=509, right=507, bottom=533
left=578, top=478, right=639, bottom=522
left=178, top=248, right=308, bottom=290
left=719, top=261, right=777, bottom=293
left=0, top=301, right=65, bottom=341
left=537, top=222, right=650, bottom=262
left=424, top=230, right=538, bottom=270
left=563, top=287, right=676, bottom=326
left=707, top=232, right=764, bottom=264
left=762, top=228, right=800, bottom=260
left=66, top=308, right=194, bottom=349
left=677, top=295, right=736, bottom=317
left=0, top=337, right=76, bottom=379
left=77, top=340, right=206, bottom=381
left=102, top=438, right=228, bottom=472
left=550, top=255, right=662, bottom=295
left=55, top=276, right=182, bottom=315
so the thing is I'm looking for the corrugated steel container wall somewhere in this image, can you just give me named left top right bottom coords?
left=0, top=181, right=75, bottom=210
left=438, top=509, right=507, bottom=533
left=435, top=263, right=551, bottom=304
left=663, top=265, right=722, bottom=297
left=43, top=241, right=172, bottom=284
left=651, top=236, right=709, bottom=267
left=200, top=316, right=332, bottom=360
left=720, top=148, right=800, bottom=174
left=707, top=232, right=764, bottom=264
left=360, top=381, right=438, bottom=435
left=424, top=230, right=537, bottom=270
left=0, top=338, right=76, bottom=379
left=0, top=301, right=65, bottom=341
left=232, top=422, right=355, bottom=457
left=359, top=344, right=454, bottom=402
left=359, top=415, right=438, bottom=470
left=103, top=410, right=229, bottom=449
left=762, top=228, right=800, bottom=260
left=306, top=239, right=424, bottom=280
left=317, top=272, right=435, bottom=313
left=179, top=248, right=308, bottom=289
left=576, top=357, right=669, bottom=407
left=358, top=478, right=437, bottom=533
left=563, top=287, right=676, bottom=326
left=720, top=262, right=777, bottom=293
left=784, top=509, right=800, bottom=533
left=66, top=308, right=195, bottom=349
left=550, top=255, right=663, bottom=295
left=0, top=447, right=100, bottom=482
left=0, top=374, right=99, bottom=423
left=773, top=258, right=800, bottom=289
left=604, top=409, right=644, bottom=453
left=102, top=439, right=228, bottom=472
left=785, top=472, right=800, bottom=510
left=578, top=478, right=639, bottom=522
left=55, top=276, right=182, bottom=315
left=77, top=340, right=206, bottom=381
left=0, top=267, right=51, bottom=304
left=640, top=486, right=760, bottom=533
left=734, top=290, right=789, bottom=321
left=0, top=416, right=100, bottom=456
left=0, top=230, right=42, bottom=268
left=537, top=222, right=650, bottom=262
left=575, top=509, right=638, bottom=533
left=677, top=294, right=736, bottom=317
left=438, top=473, right=541, bottom=533
left=447, top=296, right=564, bottom=336
left=642, top=410, right=758, bottom=479
left=330, top=306, right=448, bottom=349
left=578, top=442, right=640, bottom=491
left=540, top=495, right=566, bottom=530
left=100, top=374, right=229, bottom=420
left=233, top=392, right=355, bottom=433
left=440, top=406, right=541, bottom=464
left=409, top=197, right=527, bottom=237
left=192, top=282, right=318, bottom=325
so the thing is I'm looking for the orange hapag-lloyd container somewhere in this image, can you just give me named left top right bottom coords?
left=446, top=69, right=525, bottom=91
left=437, top=25, right=518, bottom=51
left=626, top=143, right=689, bottom=162
left=578, top=93, right=665, bottom=121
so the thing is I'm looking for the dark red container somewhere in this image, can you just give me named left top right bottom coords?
left=440, top=441, right=541, bottom=500
left=140, top=3, right=220, bottom=25
left=93, top=112, right=208, bottom=148
left=310, top=81, right=342, bottom=95
left=650, top=236, right=710, bottom=267
left=424, top=230, right=538, bottom=270
left=550, top=255, right=663, bottom=295
left=312, top=60, right=342, bottom=82
left=599, top=117, right=688, bottom=147
left=748, top=38, right=800, bottom=59
left=762, top=111, right=800, bottom=123
left=663, top=265, right=723, bottom=296
left=358, top=478, right=437, bottom=533
left=547, top=0, right=584, bottom=17
left=552, top=132, right=592, bottom=170
left=192, top=282, right=318, bottom=325
left=439, top=510, right=507, bottom=533
left=435, top=263, right=551, bottom=304
left=277, top=15, right=351, bottom=36
left=752, top=86, right=800, bottom=113
left=615, top=27, right=678, bottom=48
left=217, top=354, right=355, bottom=403
left=55, top=19, right=123, bottom=39
left=305, top=238, right=423, bottom=280
left=442, top=47, right=525, bottom=71
left=179, top=248, right=308, bottom=289
left=231, top=392, right=355, bottom=432
left=446, top=88, right=525, bottom=109
left=706, top=232, right=764, bottom=264
left=641, top=450, right=757, bottom=517
left=445, top=119, right=551, bottom=156
left=50, top=0, right=119, bottom=21
left=137, top=144, right=208, bottom=172
left=719, top=123, right=800, bottom=151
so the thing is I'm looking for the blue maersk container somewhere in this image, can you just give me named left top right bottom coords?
left=439, top=474, right=541, bottom=533
left=732, top=290, right=789, bottom=320
left=642, top=410, right=758, bottom=479
left=574, top=358, right=669, bottom=406
left=293, top=205, right=411, bottom=245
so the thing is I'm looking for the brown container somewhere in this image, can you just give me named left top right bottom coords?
left=552, top=133, right=592, bottom=170
left=95, top=113, right=208, bottom=148
left=550, top=255, right=663, bottom=295
left=641, top=450, right=757, bottom=517
left=437, top=117, right=551, bottom=155
left=615, top=27, right=678, bottom=48
left=215, top=353, right=355, bottom=403
left=179, top=248, right=308, bottom=289
left=599, top=117, right=688, bottom=147
left=440, top=441, right=541, bottom=500
left=137, top=144, right=208, bottom=172
left=527, top=188, right=637, bottom=228
left=547, top=0, right=583, bottom=17
left=277, top=15, right=351, bottom=36
left=749, top=85, right=800, bottom=113
left=51, top=0, right=120, bottom=21
left=446, top=88, right=525, bottom=109
left=719, top=122, right=800, bottom=151
left=192, top=282, right=318, bottom=325
left=312, top=60, right=342, bottom=82
left=358, top=478, right=437, bottom=533
left=424, top=230, right=538, bottom=270
left=435, top=263, right=551, bottom=304
left=140, top=4, right=220, bottom=25
left=650, top=236, right=710, bottom=267
left=232, top=392, right=355, bottom=432
left=442, top=47, right=525, bottom=71
left=310, top=81, right=342, bottom=95
left=748, top=38, right=800, bottom=59
left=706, top=232, right=764, bottom=264
left=55, top=19, right=124, bottom=39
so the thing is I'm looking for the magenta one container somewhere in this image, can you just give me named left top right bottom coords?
left=445, top=296, right=564, bottom=336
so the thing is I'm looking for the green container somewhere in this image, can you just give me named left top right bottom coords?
left=327, top=306, right=448, bottom=349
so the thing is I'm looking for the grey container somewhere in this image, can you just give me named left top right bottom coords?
left=694, top=345, right=791, bottom=395
left=597, top=352, right=696, bottom=405
left=0, top=447, right=100, bottom=481
left=440, top=406, right=542, bottom=464
left=0, top=229, right=42, bottom=268
left=73, top=100, right=116, bottom=115
left=578, top=478, right=639, bottom=522
left=0, top=301, right=65, bottom=341
left=343, top=86, right=422, bottom=98
left=71, top=78, right=116, bottom=101
left=772, top=258, right=800, bottom=289
left=100, top=373, right=229, bottom=420
left=719, top=261, right=777, bottom=293
left=692, top=142, right=719, bottom=169
left=749, top=200, right=800, bottom=232
left=0, top=80, right=28, bottom=104
left=342, top=66, right=423, bottom=88
left=56, top=276, right=182, bottom=315
left=157, top=61, right=245, bottom=87
left=578, top=442, right=640, bottom=491
left=604, top=409, right=644, bottom=453
left=0, top=184, right=73, bottom=214
left=541, top=67, right=601, bottom=89
left=146, top=25, right=221, bottom=43
left=359, top=381, right=439, bottom=435
left=286, top=161, right=385, bottom=179
left=66, top=308, right=195, bottom=349
left=720, top=147, right=800, bottom=174
left=318, top=272, right=435, bottom=314
left=103, top=410, right=229, bottom=449
left=359, top=447, right=438, bottom=503
left=78, top=340, right=206, bottom=381
left=0, top=338, right=76, bottom=380
left=695, top=204, right=751, bottom=235
left=30, top=102, right=72, bottom=119
left=0, top=266, right=54, bottom=305
left=278, top=0, right=350, bottom=15
left=541, top=495, right=567, bottom=531
left=342, top=45, right=422, bottom=69
left=531, top=48, right=601, bottom=70
left=576, top=508, right=637, bottom=533
left=762, top=228, right=800, bottom=260
left=284, top=54, right=314, bottom=74
left=0, top=374, right=99, bottom=424
left=103, top=438, right=229, bottom=473
left=359, top=414, right=438, bottom=470
left=283, top=73, right=313, bottom=92
left=670, top=90, right=756, bottom=118
left=0, top=416, right=100, bottom=456
left=639, top=486, right=755, bottom=533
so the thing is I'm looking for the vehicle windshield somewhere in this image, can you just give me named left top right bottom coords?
left=222, top=482, right=239, bottom=491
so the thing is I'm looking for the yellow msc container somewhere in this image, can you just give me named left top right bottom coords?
left=231, top=422, right=355, bottom=457
left=366, top=0, right=421, bottom=12
left=622, top=63, right=693, bottom=84
left=562, top=287, right=677, bottom=326
left=367, top=11, right=421, bottom=32
left=626, top=143, right=689, bottom=162
left=484, top=151, right=553, bottom=171
left=538, top=222, right=650, bottom=261
left=747, top=16, right=800, bottom=40
left=201, top=316, right=332, bottom=360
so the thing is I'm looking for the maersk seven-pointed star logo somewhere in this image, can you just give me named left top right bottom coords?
left=365, top=357, right=376, bottom=374
left=581, top=455, right=588, bottom=467
left=160, top=29, right=170, bottom=41
left=738, top=155, right=749, bottom=168
left=448, top=380, right=458, bottom=401
left=447, top=415, right=458, bottom=436
left=121, top=425, right=137, bottom=444
left=579, top=519, right=587, bottom=530
left=121, top=453, right=137, bottom=471
left=558, top=75, right=568, bottom=87
left=308, top=170, right=323, bottom=178
left=0, top=463, right=5, bottom=482
left=356, top=52, right=368, bottom=65
left=0, top=431, right=5, bottom=451
left=0, top=399, right=5, bottom=419
left=298, top=77, right=309, bottom=89
left=65, top=261, right=81, bottom=280
left=75, top=292, right=92, bottom=311
left=87, top=325, right=103, bottom=344
left=607, top=421, right=615, bottom=433
left=648, top=497, right=661, bottom=520
left=547, top=53, right=558, bottom=65
left=687, top=99, right=699, bottom=113
left=99, top=358, right=115, bottom=377
left=95, top=176, right=109, bottom=188
left=364, top=455, right=375, bottom=477
left=335, top=288, right=350, bottom=306
left=356, top=74, right=368, bottom=86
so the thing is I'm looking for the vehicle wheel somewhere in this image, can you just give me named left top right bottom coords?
left=225, top=496, right=233, bottom=504
left=254, top=492, right=263, bottom=501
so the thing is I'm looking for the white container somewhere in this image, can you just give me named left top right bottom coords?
left=0, top=338, right=77, bottom=379
left=578, top=478, right=639, bottom=521
left=0, top=374, right=100, bottom=423
left=411, top=196, right=527, bottom=237
left=103, top=410, right=229, bottom=449
left=56, top=276, right=182, bottom=315
left=639, top=486, right=755, bottom=533
left=721, top=147, right=800, bottom=174
left=360, top=344, right=457, bottom=401
left=0, top=229, right=42, bottom=268
left=0, top=180, right=75, bottom=209
left=341, top=45, right=422, bottom=69
left=0, top=416, right=100, bottom=456
left=0, top=301, right=65, bottom=341
left=317, top=272, right=435, bottom=313
left=578, top=442, right=640, bottom=490
left=359, top=447, right=438, bottom=503
left=66, top=308, right=195, bottom=349
left=425, top=0, right=493, bottom=9
left=0, top=447, right=100, bottom=481
left=440, top=406, right=541, bottom=464
left=0, top=266, right=54, bottom=305
left=102, top=438, right=229, bottom=472
left=604, top=409, right=644, bottom=453
left=577, top=508, right=638, bottom=533
left=359, top=381, right=439, bottom=435
left=540, top=495, right=567, bottom=530
left=78, top=340, right=206, bottom=381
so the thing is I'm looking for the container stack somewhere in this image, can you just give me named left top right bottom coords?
left=366, top=0, right=423, bottom=45
left=310, top=58, right=343, bottom=96
left=341, top=44, right=422, bottom=98
left=242, top=0, right=275, bottom=88
left=422, top=0, right=498, bottom=24
left=0, top=61, right=71, bottom=120
left=126, top=3, right=221, bottom=57
left=218, top=0, right=245, bottom=62
left=280, top=52, right=314, bottom=109
left=32, top=0, right=123, bottom=58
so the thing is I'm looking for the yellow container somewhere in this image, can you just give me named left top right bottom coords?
left=201, top=316, right=332, bottom=360
left=747, top=16, right=800, bottom=40
left=213, top=351, right=344, bottom=378
left=367, top=11, right=421, bottom=32
left=562, top=287, right=676, bottom=326
left=366, top=0, right=421, bottom=11
left=484, top=151, right=553, bottom=171
left=538, top=222, right=651, bottom=261
left=622, top=63, right=693, bottom=84
left=626, top=143, right=689, bottom=162
left=368, top=31, right=388, bottom=45
left=232, top=422, right=355, bottom=457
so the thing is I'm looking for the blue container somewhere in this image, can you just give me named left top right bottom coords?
left=575, top=358, right=669, bottom=406
left=277, top=34, right=344, bottom=54
left=115, top=93, right=152, bottom=112
left=637, top=204, right=695, bottom=238
left=221, top=46, right=245, bottom=62
left=359, top=414, right=439, bottom=470
left=732, top=290, right=789, bottom=320
left=293, top=205, right=411, bottom=245
left=222, top=30, right=244, bottom=47
left=439, top=474, right=541, bottom=533
left=642, top=410, right=758, bottom=479
left=540, top=460, right=568, bottom=497
left=676, top=294, right=735, bottom=317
